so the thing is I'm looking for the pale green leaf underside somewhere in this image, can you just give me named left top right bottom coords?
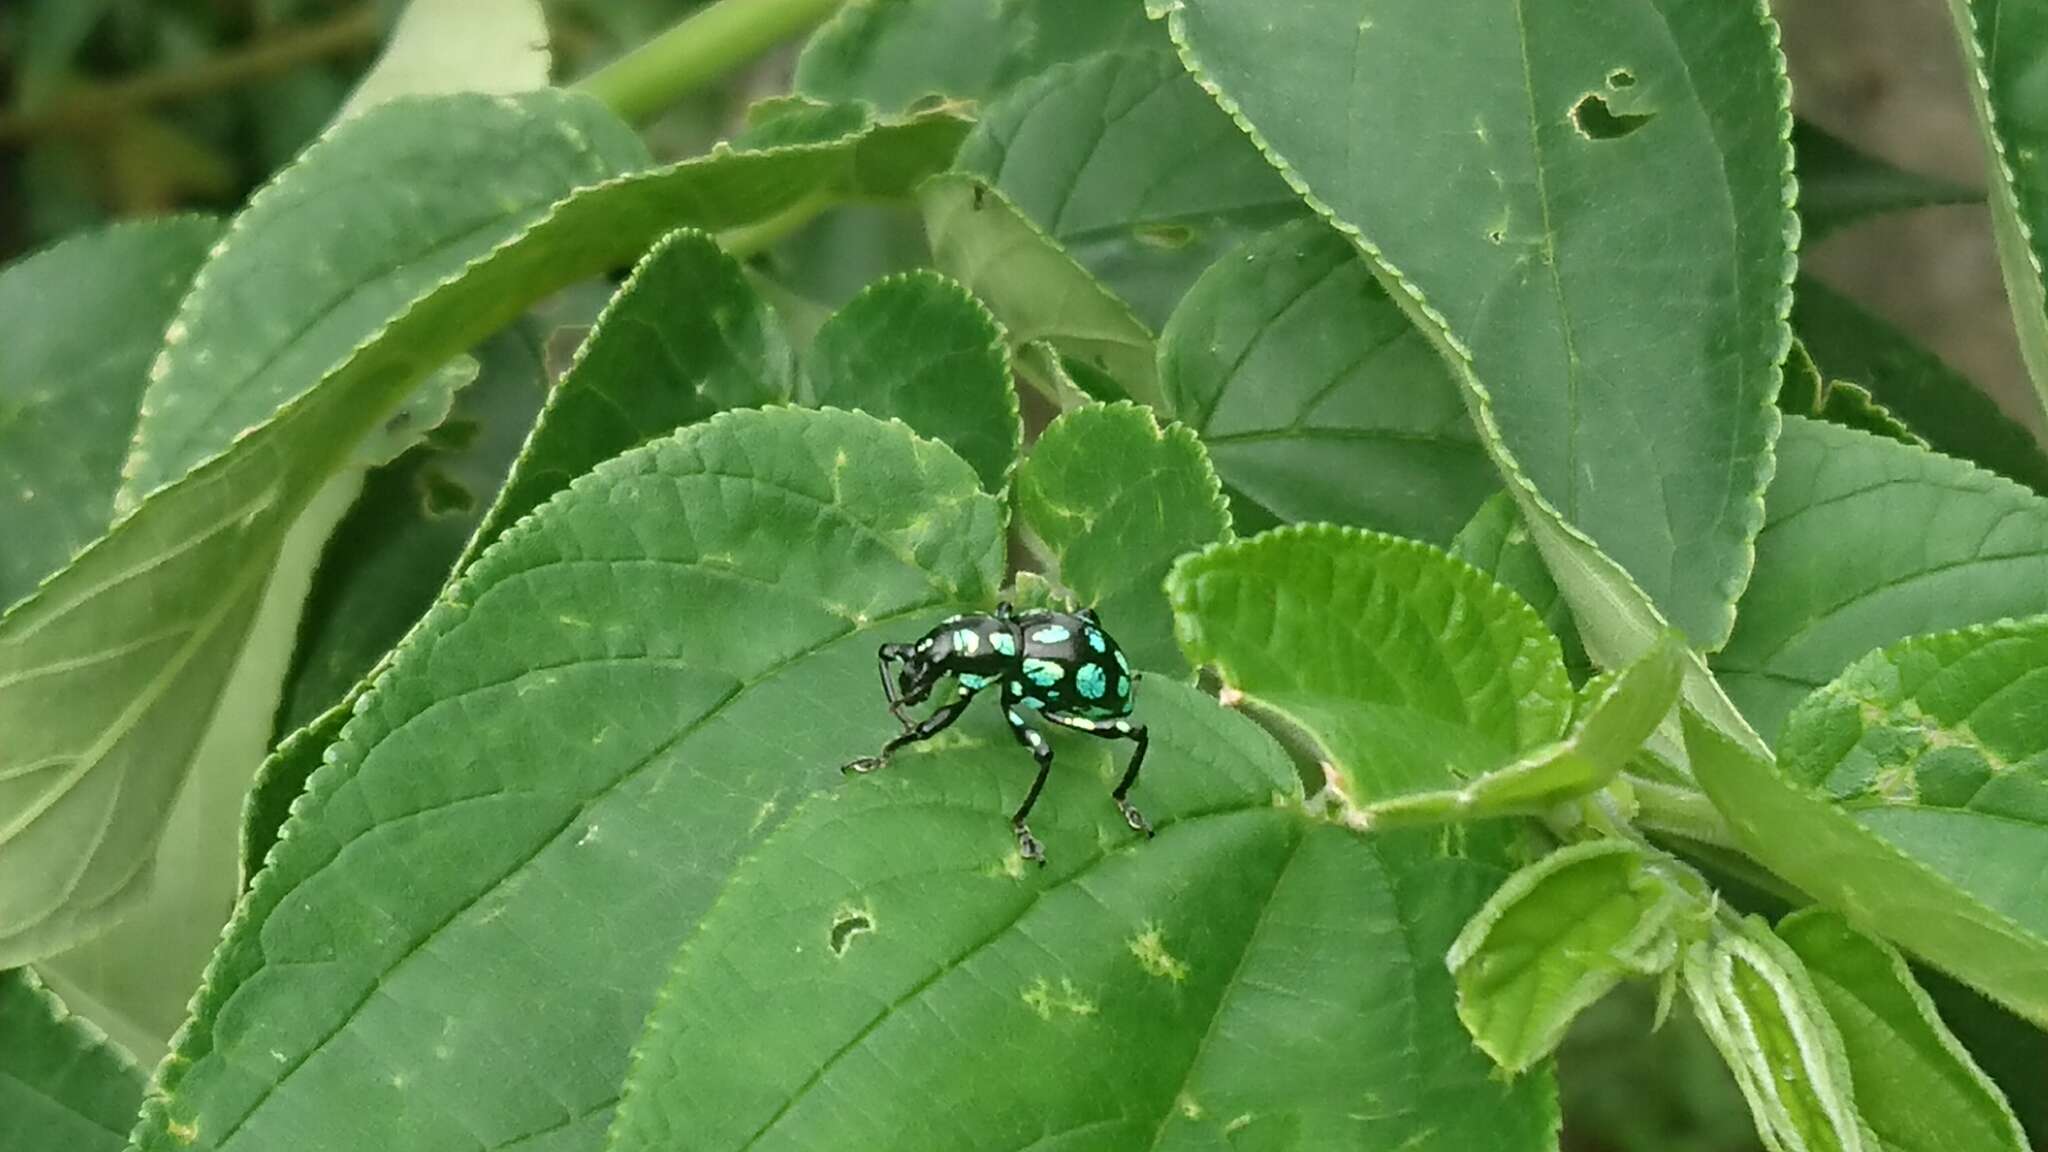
left=1449, top=494, right=1588, bottom=675
left=136, top=408, right=1005, bottom=1152
left=1015, top=401, right=1230, bottom=675
left=1449, top=840, right=1681, bottom=1073
left=1162, top=219, right=1497, bottom=544
left=0, top=967, right=143, bottom=1152
left=0, top=96, right=968, bottom=966
left=1168, top=524, right=1572, bottom=804
left=956, top=47, right=1307, bottom=327
left=335, top=0, right=551, bottom=123
left=1165, top=0, right=1794, bottom=651
left=1778, top=909, right=2028, bottom=1152
left=608, top=710, right=1557, bottom=1152
left=0, top=217, right=220, bottom=609
left=1712, top=417, right=2048, bottom=741
left=807, top=270, right=1021, bottom=493
left=1685, top=711, right=2048, bottom=1026
left=920, top=174, right=1160, bottom=406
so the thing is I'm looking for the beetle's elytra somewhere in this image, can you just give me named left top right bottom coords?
left=841, top=601, right=1150, bottom=865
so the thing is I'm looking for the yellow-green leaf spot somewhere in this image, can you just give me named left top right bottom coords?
left=1021, top=977, right=1099, bottom=1021
left=1129, top=924, right=1191, bottom=983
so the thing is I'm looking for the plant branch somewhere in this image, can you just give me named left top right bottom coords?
left=574, top=0, right=846, bottom=125
left=0, top=6, right=381, bottom=145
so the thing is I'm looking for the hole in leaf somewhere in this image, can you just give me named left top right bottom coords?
left=426, top=418, right=481, bottom=452
left=1133, top=223, right=1196, bottom=250
left=828, top=909, right=873, bottom=956
left=1571, top=93, right=1655, bottom=141
left=1607, top=68, right=1636, bottom=89
left=418, top=468, right=475, bottom=517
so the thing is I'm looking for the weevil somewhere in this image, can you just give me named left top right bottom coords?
left=842, top=602, right=1149, bottom=864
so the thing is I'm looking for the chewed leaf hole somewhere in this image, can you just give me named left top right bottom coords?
left=828, top=909, right=874, bottom=956
left=1607, top=68, right=1636, bottom=89
left=1571, top=93, right=1655, bottom=141
left=1133, top=223, right=1196, bottom=250
left=418, top=469, right=476, bottom=517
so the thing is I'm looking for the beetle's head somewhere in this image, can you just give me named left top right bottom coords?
left=896, top=653, right=941, bottom=706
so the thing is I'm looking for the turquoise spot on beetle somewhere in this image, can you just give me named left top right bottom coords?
left=1114, top=650, right=1130, bottom=675
left=1085, top=628, right=1106, bottom=653
left=1116, top=674, right=1130, bottom=699
left=1007, top=710, right=1024, bottom=726
left=952, top=629, right=980, bottom=655
left=1023, top=657, right=1064, bottom=687
left=1009, top=680, right=1024, bottom=695
left=990, top=631, right=1017, bottom=657
left=1031, top=624, right=1071, bottom=645
left=959, top=672, right=993, bottom=690
left=1075, top=664, right=1107, bottom=700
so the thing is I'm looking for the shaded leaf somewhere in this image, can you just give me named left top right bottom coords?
left=0, top=217, right=220, bottom=608
left=920, top=173, right=1156, bottom=405
left=0, top=967, right=143, bottom=1152
left=807, top=271, right=1020, bottom=492
left=956, top=48, right=1306, bottom=326
left=1712, top=417, right=2048, bottom=740
left=136, top=408, right=1005, bottom=1152
left=1167, top=524, right=1572, bottom=806
left=1449, top=840, right=1689, bottom=1073
left=1778, top=909, right=2027, bottom=1152
left=1162, top=219, right=1497, bottom=544
left=1164, top=0, right=1796, bottom=651
left=1792, top=275, right=2048, bottom=493
left=1015, top=402, right=1229, bottom=675
left=1449, top=494, right=1587, bottom=676
left=1793, top=120, right=1979, bottom=242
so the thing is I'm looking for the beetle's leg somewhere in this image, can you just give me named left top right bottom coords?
left=1001, top=704, right=1054, bottom=865
left=1076, top=606, right=1101, bottom=626
left=1042, top=715, right=1152, bottom=837
left=875, top=642, right=915, bottom=728
left=995, top=600, right=1016, bottom=622
left=843, top=681, right=976, bottom=775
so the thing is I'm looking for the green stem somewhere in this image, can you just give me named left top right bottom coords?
left=1630, top=777, right=1741, bottom=851
left=574, top=0, right=847, bottom=125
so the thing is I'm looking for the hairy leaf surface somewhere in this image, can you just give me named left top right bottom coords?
left=0, top=967, right=143, bottom=1152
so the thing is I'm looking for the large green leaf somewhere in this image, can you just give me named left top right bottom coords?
left=1778, top=909, right=2028, bottom=1152
left=1792, top=275, right=2048, bottom=494
left=955, top=48, right=1306, bottom=326
left=1685, top=702, right=2048, bottom=1026
left=1944, top=0, right=2048, bottom=428
left=1449, top=841, right=1690, bottom=1074
left=0, top=967, right=143, bottom=1152
left=920, top=174, right=1158, bottom=405
left=136, top=408, right=1004, bottom=1152
left=1161, top=219, right=1498, bottom=544
left=0, top=95, right=969, bottom=965
left=794, top=0, right=1149, bottom=111
left=1712, top=417, right=2048, bottom=740
left=807, top=271, right=1020, bottom=492
left=1015, top=402, right=1230, bottom=675
left=1164, top=0, right=1796, bottom=652
left=607, top=724, right=1558, bottom=1152
left=1792, top=121, right=1979, bottom=242
left=1167, top=525, right=1572, bottom=807
left=0, top=217, right=220, bottom=609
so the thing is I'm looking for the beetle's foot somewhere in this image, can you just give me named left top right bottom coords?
left=1117, top=797, right=1153, bottom=838
left=1014, top=822, right=1047, bottom=866
left=842, top=755, right=884, bottom=775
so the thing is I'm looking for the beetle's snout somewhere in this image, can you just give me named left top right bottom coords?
left=896, top=659, right=936, bottom=705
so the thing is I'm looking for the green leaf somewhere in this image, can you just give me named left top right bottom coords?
left=336, top=0, right=551, bottom=123
left=1161, top=219, right=1498, bottom=544
left=606, top=765, right=1558, bottom=1152
left=1449, top=494, right=1587, bottom=676
left=135, top=408, right=1006, bottom=1152
left=1167, top=524, right=1572, bottom=806
left=119, top=92, right=648, bottom=505
left=919, top=173, right=1158, bottom=406
left=807, top=271, right=1020, bottom=492
left=1684, top=708, right=2048, bottom=1026
left=1015, top=402, right=1230, bottom=675
left=1364, top=632, right=1683, bottom=825
left=1712, top=417, right=2048, bottom=740
left=1943, top=0, right=2048, bottom=429
left=1683, top=920, right=1866, bottom=1152
left=1792, top=275, right=2048, bottom=494
left=1793, top=120, right=1980, bottom=242
left=0, top=217, right=220, bottom=609
left=0, top=967, right=143, bottom=1152
left=1163, top=0, right=1796, bottom=652
left=1778, top=909, right=2028, bottom=1152
left=955, top=48, right=1306, bottom=326
left=794, top=0, right=1150, bottom=111
left=1449, top=840, right=1689, bottom=1073
left=0, top=96, right=969, bottom=965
